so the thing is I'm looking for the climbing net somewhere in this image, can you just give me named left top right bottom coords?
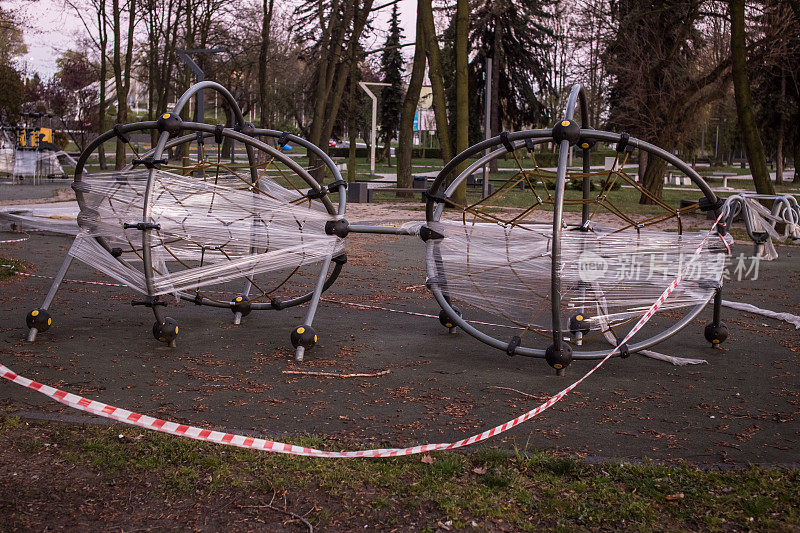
left=448, top=149, right=700, bottom=235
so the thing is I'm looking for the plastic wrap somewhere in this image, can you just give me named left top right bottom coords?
left=11, top=150, right=65, bottom=177
left=0, top=207, right=81, bottom=235
left=739, top=196, right=798, bottom=260
left=0, top=149, right=13, bottom=174
left=426, top=221, right=728, bottom=331
left=68, top=169, right=343, bottom=295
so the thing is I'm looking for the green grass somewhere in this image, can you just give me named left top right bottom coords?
left=1, top=417, right=797, bottom=531
left=0, top=257, right=24, bottom=280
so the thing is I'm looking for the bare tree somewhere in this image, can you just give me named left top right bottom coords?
left=112, top=0, right=136, bottom=170
left=730, top=0, right=773, bottom=194
left=397, top=3, right=425, bottom=192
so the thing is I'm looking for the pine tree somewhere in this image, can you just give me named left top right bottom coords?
left=379, top=2, right=404, bottom=166
left=468, top=0, right=553, bottom=132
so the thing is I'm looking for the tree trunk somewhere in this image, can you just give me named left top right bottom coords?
left=775, top=70, right=785, bottom=185
left=112, top=0, right=134, bottom=170
left=638, top=150, right=647, bottom=183
left=639, top=155, right=666, bottom=205
left=489, top=18, right=501, bottom=172
left=729, top=0, right=774, bottom=195
left=419, top=0, right=453, bottom=164
left=347, top=48, right=358, bottom=183
left=258, top=0, right=275, bottom=129
left=397, top=9, right=425, bottom=195
left=97, top=0, right=108, bottom=170
left=452, top=0, right=469, bottom=205
left=112, top=0, right=123, bottom=170
left=793, top=140, right=800, bottom=183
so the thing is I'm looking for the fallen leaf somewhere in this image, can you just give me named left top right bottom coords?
left=666, top=493, right=684, bottom=501
left=472, top=466, right=488, bottom=475
left=421, top=454, right=435, bottom=464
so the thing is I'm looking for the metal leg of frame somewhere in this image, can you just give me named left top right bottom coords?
left=712, top=287, right=723, bottom=327
left=27, top=253, right=75, bottom=342
left=294, top=254, right=333, bottom=362
left=233, top=279, right=252, bottom=325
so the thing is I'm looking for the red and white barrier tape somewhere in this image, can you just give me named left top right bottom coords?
left=0, top=236, right=29, bottom=244
left=0, top=216, right=723, bottom=458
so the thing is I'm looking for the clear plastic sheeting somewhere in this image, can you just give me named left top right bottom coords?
left=12, top=149, right=65, bottom=177
left=426, top=221, right=728, bottom=331
left=0, top=148, right=13, bottom=174
left=722, top=194, right=800, bottom=261
left=0, top=207, right=81, bottom=235
left=69, top=169, right=343, bottom=295
left=0, top=130, right=13, bottom=174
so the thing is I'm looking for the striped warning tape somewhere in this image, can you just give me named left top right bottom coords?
left=0, top=214, right=724, bottom=458
left=0, top=236, right=29, bottom=244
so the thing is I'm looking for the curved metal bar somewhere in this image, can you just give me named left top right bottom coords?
left=425, top=129, right=552, bottom=221
left=252, top=128, right=347, bottom=217
left=424, top=123, right=724, bottom=363
left=563, top=83, right=588, bottom=124
left=170, top=81, right=247, bottom=129
left=548, top=84, right=587, bottom=350
left=174, top=260, right=345, bottom=309
left=579, top=129, right=717, bottom=204
left=436, top=138, right=553, bottom=220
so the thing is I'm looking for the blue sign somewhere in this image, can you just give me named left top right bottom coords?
left=413, top=110, right=419, bottom=132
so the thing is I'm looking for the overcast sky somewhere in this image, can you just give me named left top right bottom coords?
left=8, top=0, right=418, bottom=78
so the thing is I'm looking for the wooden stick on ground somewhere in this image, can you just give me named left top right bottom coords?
left=486, top=386, right=551, bottom=402
left=282, top=369, right=391, bottom=379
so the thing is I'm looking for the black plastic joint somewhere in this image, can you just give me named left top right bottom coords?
left=193, top=293, right=203, bottom=305
left=419, top=225, right=444, bottom=242
left=422, top=189, right=450, bottom=205
left=113, top=124, right=130, bottom=144
left=270, top=297, right=284, bottom=310
left=524, top=138, right=536, bottom=153
left=131, top=296, right=166, bottom=308
left=552, top=119, right=582, bottom=145
left=110, top=247, right=123, bottom=258
left=618, top=343, right=631, bottom=359
left=328, top=179, right=348, bottom=191
left=698, top=196, right=725, bottom=212
left=131, top=156, right=167, bottom=169
left=506, top=335, right=522, bottom=357
left=277, top=131, right=289, bottom=149
left=332, top=253, right=348, bottom=265
left=325, top=218, right=350, bottom=238
left=307, top=186, right=328, bottom=200
left=195, top=131, right=205, bottom=145
left=156, top=112, right=183, bottom=136
left=123, top=222, right=161, bottom=231
left=214, top=124, right=224, bottom=144
left=578, top=127, right=596, bottom=150
left=615, top=132, right=634, bottom=154
left=500, top=131, right=515, bottom=153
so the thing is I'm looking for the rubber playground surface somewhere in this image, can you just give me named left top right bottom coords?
left=0, top=217, right=798, bottom=467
